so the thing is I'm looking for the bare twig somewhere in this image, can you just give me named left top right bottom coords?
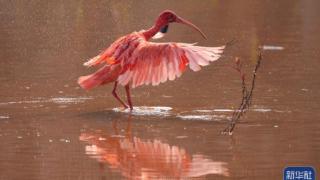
left=222, top=51, right=262, bottom=135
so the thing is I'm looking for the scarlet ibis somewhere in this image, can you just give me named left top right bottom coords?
left=78, top=10, right=225, bottom=110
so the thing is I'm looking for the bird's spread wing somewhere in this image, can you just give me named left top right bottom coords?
left=83, top=34, right=141, bottom=67
left=117, top=41, right=225, bottom=88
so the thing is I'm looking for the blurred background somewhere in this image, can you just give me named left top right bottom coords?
left=0, top=0, right=319, bottom=179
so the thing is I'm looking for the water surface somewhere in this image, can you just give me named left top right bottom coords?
left=0, top=0, right=319, bottom=179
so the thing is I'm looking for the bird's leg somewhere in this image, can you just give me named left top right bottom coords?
left=112, top=82, right=128, bottom=109
left=125, top=85, right=133, bottom=110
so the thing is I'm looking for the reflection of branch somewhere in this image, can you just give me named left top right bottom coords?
left=222, top=51, right=262, bottom=135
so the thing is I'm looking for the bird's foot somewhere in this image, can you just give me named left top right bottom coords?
left=117, top=104, right=133, bottom=112
left=118, top=105, right=129, bottom=111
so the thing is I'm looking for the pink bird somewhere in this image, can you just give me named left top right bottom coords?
left=78, top=10, right=225, bottom=110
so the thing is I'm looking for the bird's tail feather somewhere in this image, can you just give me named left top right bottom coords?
left=78, top=65, right=115, bottom=90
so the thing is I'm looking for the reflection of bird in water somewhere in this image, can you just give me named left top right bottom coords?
left=79, top=117, right=229, bottom=179
left=78, top=10, right=225, bottom=110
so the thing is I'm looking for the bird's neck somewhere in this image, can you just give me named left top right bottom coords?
left=142, top=24, right=162, bottom=41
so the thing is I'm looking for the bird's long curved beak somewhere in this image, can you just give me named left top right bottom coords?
left=176, top=16, right=207, bottom=39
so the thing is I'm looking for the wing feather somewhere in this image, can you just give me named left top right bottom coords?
left=117, top=41, right=225, bottom=88
left=160, top=57, right=168, bottom=83
left=184, top=50, right=201, bottom=71
left=172, top=47, right=182, bottom=77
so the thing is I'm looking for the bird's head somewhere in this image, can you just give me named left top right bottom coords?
left=155, top=10, right=207, bottom=39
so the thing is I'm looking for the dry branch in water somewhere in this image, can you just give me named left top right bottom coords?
left=222, top=51, right=262, bottom=135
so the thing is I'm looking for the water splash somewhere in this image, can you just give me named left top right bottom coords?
left=177, top=114, right=231, bottom=121
left=260, top=45, right=284, bottom=50
left=196, top=108, right=288, bottom=113
left=0, top=115, right=10, bottom=119
left=112, top=106, right=172, bottom=116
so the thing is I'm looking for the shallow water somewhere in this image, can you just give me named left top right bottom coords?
left=0, top=0, right=319, bottom=179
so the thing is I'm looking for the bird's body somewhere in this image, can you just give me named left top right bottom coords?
left=78, top=10, right=225, bottom=110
